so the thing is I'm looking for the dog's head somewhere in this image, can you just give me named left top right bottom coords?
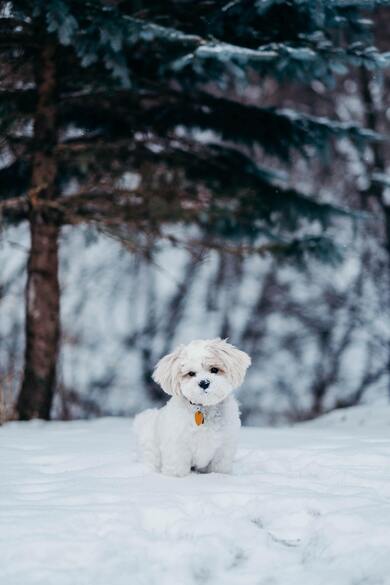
left=152, top=338, right=251, bottom=406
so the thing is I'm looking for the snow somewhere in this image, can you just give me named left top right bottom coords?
left=1, top=404, right=390, bottom=585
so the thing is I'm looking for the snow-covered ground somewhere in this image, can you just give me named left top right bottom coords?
left=1, top=404, right=390, bottom=585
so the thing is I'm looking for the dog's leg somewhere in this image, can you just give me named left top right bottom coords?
left=208, top=444, right=236, bottom=474
left=160, top=447, right=192, bottom=477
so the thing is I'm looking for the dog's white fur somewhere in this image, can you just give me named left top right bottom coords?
left=133, top=338, right=251, bottom=477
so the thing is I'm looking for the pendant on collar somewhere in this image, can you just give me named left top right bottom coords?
left=194, top=410, right=204, bottom=426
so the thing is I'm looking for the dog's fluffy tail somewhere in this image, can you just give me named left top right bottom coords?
left=133, top=408, right=160, bottom=471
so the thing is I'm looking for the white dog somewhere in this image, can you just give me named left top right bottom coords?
left=133, top=338, right=251, bottom=477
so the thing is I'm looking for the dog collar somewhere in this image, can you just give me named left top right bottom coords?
left=187, top=400, right=205, bottom=426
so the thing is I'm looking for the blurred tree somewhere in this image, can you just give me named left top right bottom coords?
left=0, top=0, right=388, bottom=419
left=357, top=8, right=390, bottom=395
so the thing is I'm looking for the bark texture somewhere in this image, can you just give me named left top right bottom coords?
left=17, top=37, right=60, bottom=420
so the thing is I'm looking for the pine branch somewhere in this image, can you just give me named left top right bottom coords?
left=128, top=0, right=382, bottom=49
left=53, top=87, right=383, bottom=162
left=0, top=195, right=28, bottom=221
left=56, top=138, right=354, bottom=233
left=0, top=32, right=36, bottom=47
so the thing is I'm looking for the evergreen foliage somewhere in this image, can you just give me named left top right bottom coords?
left=1, top=0, right=389, bottom=259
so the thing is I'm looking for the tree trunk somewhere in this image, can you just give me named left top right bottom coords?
left=17, top=36, right=60, bottom=420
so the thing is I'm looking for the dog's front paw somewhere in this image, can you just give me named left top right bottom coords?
left=208, top=452, right=235, bottom=474
left=209, top=462, right=233, bottom=474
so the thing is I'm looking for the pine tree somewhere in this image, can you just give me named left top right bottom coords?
left=0, top=0, right=388, bottom=419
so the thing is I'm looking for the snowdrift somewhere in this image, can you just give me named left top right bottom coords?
left=1, top=405, right=390, bottom=585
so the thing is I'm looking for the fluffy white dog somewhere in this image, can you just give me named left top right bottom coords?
left=133, top=338, right=251, bottom=477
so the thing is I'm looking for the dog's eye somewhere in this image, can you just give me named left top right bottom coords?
left=210, top=367, right=219, bottom=374
left=188, top=371, right=196, bottom=377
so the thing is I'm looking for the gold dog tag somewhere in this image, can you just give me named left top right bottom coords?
left=194, top=410, right=204, bottom=426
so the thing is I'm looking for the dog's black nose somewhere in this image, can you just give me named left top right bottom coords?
left=199, top=379, right=210, bottom=390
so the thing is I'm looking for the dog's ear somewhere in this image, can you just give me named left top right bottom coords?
left=209, top=338, right=251, bottom=388
left=152, top=345, right=184, bottom=396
